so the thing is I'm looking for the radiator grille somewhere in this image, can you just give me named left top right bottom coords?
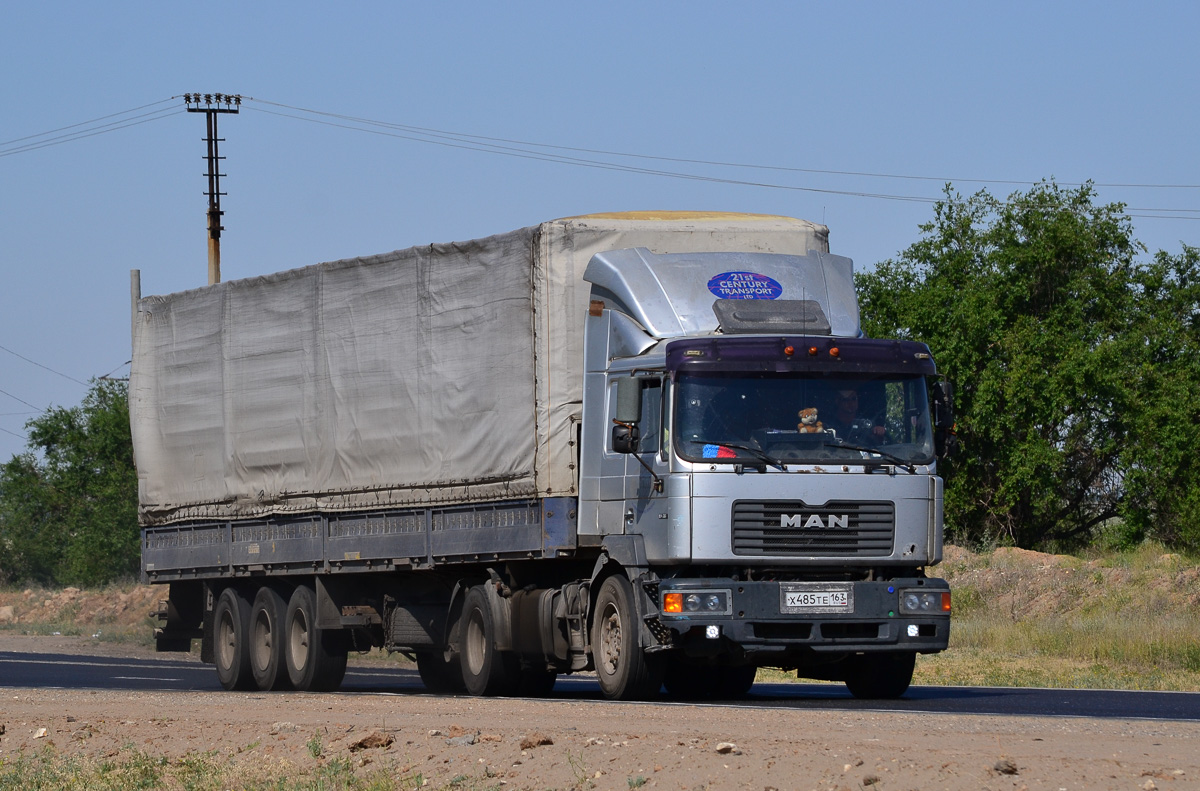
left=731, top=500, right=894, bottom=556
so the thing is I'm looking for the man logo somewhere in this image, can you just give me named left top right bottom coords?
left=781, top=514, right=849, bottom=529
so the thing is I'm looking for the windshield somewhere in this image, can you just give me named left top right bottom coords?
left=673, top=371, right=935, bottom=466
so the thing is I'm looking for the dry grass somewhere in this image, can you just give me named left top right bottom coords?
left=914, top=543, right=1200, bottom=690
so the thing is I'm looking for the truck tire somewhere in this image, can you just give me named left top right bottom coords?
left=213, top=587, right=254, bottom=691
left=415, top=651, right=465, bottom=694
left=284, top=584, right=348, bottom=692
left=459, top=585, right=519, bottom=697
left=249, top=586, right=292, bottom=691
left=591, top=574, right=664, bottom=701
left=844, top=652, right=915, bottom=699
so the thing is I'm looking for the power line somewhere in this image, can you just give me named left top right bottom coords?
left=0, top=104, right=182, bottom=158
left=245, top=105, right=940, bottom=205
left=0, top=425, right=27, bottom=441
left=248, top=97, right=1200, bottom=192
left=0, top=98, right=175, bottom=147
left=0, top=387, right=43, bottom=412
left=243, top=98, right=1200, bottom=220
left=0, top=343, right=88, bottom=385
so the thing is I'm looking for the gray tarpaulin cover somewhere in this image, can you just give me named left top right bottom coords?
left=131, top=212, right=827, bottom=525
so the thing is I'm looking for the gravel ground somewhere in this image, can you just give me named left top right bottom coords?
left=1, top=634, right=1197, bottom=790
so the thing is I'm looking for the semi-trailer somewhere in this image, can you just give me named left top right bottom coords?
left=133, top=211, right=953, bottom=700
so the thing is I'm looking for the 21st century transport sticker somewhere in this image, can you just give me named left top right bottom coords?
left=707, top=271, right=783, bottom=300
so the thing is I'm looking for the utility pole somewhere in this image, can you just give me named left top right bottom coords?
left=184, top=93, right=240, bottom=285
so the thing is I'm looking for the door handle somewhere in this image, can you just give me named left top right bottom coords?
left=624, top=508, right=635, bottom=523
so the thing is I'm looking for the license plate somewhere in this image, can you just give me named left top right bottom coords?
left=780, top=583, right=853, bottom=614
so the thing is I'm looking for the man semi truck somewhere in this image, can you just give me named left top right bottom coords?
left=133, top=211, right=953, bottom=700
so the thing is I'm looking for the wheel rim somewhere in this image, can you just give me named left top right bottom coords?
left=252, top=609, right=272, bottom=671
left=289, top=608, right=310, bottom=672
left=465, top=609, right=486, bottom=676
left=217, top=608, right=236, bottom=671
left=598, top=602, right=622, bottom=675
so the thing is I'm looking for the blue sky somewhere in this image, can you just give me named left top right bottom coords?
left=2, top=2, right=1197, bottom=460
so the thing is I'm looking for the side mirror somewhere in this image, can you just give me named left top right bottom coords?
left=612, top=376, right=643, bottom=454
left=932, top=379, right=955, bottom=429
left=932, top=379, right=957, bottom=458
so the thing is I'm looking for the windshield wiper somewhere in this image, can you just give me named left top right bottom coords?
left=691, top=440, right=787, bottom=471
left=823, top=440, right=917, bottom=473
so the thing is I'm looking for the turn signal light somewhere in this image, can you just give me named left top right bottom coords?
left=663, top=593, right=683, bottom=613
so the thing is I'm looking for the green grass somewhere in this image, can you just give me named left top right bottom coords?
left=0, top=746, right=495, bottom=791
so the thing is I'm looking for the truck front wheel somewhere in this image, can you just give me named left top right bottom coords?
left=284, top=585, right=348, bottom=692
left=213, top=587, right=254, bottom=691
left=843, top=652, right=915, bottom=699
left=592, top=575, right=663, bottom=701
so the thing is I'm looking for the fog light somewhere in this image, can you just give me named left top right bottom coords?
left=906, top=624, right=919, bottom=637
left=705, top=625, right=721, bottom=639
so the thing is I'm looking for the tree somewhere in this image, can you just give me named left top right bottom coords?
left=0, top=379, right=138, bottom=585
left=858, top=181, right=1200, bottom=551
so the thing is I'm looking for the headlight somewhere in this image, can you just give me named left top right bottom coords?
left=899, top=589, right=950, bottom=614
left=661, top=589, right=732, bottom=616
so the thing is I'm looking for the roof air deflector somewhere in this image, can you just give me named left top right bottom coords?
left=712, top=299, right=831, bottom=335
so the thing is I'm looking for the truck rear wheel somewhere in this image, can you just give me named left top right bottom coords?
left=844, top=652, right=915, bottom=699
left=284, top=585, right=348, bottom=692
left=592, top=574, right=663, bottom=701
left=213, top=587, right=254, bottom=691
left=249, top=586, right=292, bottom=691
left=460, top=585, right=519, bottom=696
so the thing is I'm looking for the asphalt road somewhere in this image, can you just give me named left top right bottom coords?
left=3, top=649, right=1198, bottom=721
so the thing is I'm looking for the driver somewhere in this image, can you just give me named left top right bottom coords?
left=826, top=388, right=885, bottom=443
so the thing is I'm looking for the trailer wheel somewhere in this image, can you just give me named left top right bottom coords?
left=844, top=652, right=915, bottom=699
left=460, top=585, right=518, bottom=696
left=249, top=586, right=292, bottom=691
left=213, top=588, right=254, bottom=691
left=416, top=651, right=465, bottom=694
left=591, top=575, right=663, bottom=700
left=284, top=585, right=348, bottom=692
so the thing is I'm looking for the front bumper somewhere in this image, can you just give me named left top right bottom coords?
left=650, top=577, right=950, bottom=659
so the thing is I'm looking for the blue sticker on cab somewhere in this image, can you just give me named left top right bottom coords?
left=707, top=271, right=783, bottom=300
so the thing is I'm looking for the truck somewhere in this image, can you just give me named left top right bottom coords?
left=132, top=211, right=954, bottom=700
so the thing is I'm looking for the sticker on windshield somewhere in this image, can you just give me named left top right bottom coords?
left=707, top=271, right=783, bottom=300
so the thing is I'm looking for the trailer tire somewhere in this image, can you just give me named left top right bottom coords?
left=249, top=586, right=292, bottom=691
left=213, top=587, right=254, bottom=691
left=284, top=585, right=348, bottom=692
left=844, top=652, right=915, bottom=699
left=592, top=574, right=663, bottom=701
left=416, top=651, right=465, bottom=694
left=460, top=585, right=519, bottom=697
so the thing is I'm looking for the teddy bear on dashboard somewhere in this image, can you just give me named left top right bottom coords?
left=797, top=407, right=824, bottom=433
